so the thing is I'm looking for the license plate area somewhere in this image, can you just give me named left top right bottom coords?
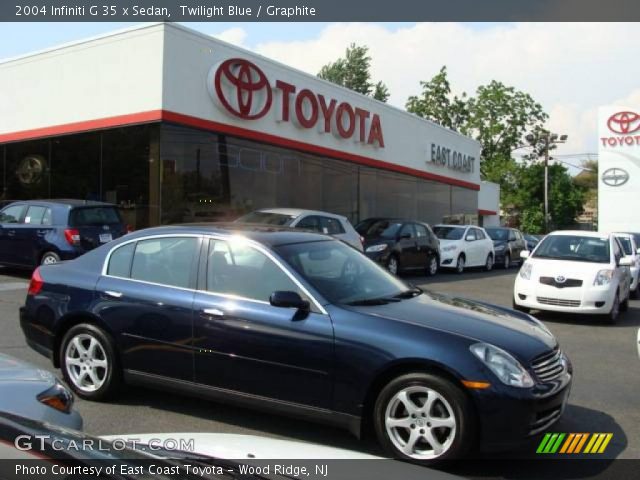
left=99, top=233, right=113, bottom=243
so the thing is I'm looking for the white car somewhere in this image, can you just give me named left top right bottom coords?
left=433, top=224, right=495, bottom=273
left=513, top=231, right=632, bottom=323
left=613, top=232, right=640, bottom=298
left=235, top=208, right=363, bottom=251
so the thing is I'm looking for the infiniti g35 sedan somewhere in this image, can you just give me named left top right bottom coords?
left=20, top=224, right=572, bottom=464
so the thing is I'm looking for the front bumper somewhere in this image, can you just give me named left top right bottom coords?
left=513, top=276, right=616, bottom=314
left=474, top=372, right=572, bottom=452
left=364, top=250, right=391, bottom=265
left=439, top=250, right=459, bottom=268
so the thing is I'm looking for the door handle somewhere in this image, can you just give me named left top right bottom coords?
left=201, top=308, right=224, bottom=317
left=103, top=290, right=123, bottom=298
left=7, top=230, right=15, bottom=237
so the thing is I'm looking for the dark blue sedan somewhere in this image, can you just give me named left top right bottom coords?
left=20, top=224, right=572, bottom=464
left=0, top=199, right=128, bottom=268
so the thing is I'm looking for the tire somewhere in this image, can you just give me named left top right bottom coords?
left=60, top=324, right=121, bottom=400
left=41, top=251, right=61, bottom=265
left=602, top=293, right=620, bottom=325
left=387, top=255, right=400, bottom=276
left=620, top=292, right=629, bottom=312
left=503, top=253, right=511, bottom=270
left=512, top=297, right=530, bottom=314
left=373, top=372, right=476, bottom=464
left=485, top=254, right=494, bottom=272
left=632, top=284, right=639, bottom=300
left=455, top=255, right=465, bottom=274
left=426, top=254, right=439, bottom=276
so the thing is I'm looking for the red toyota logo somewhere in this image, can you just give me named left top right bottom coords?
left=607, top=111, right=640, bottom=134
left=213, top=58, right=272, bottom=120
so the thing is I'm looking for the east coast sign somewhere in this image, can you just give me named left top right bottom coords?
left=208, top=58, right=385, bottom=148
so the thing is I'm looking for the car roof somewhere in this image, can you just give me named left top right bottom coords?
left=434, top=224, right=473, bottom=228
left=548, top=230, right=611, bottom=238
left=125, top=223, right=335, bottom=247
left=7, top=199, right=115, bottom=208
left=257, top=208, right=345, bottom=219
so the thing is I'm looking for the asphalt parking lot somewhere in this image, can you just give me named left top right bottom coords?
left=1, top=266, right=638, bottom=462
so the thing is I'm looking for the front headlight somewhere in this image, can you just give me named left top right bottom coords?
left=442, top=245, right=458, bottom=252
left=470, top=343, right=534, bottom=388
left=593, top=269, right=614, bottom=286
left=494, top=244, right=506, bottom=252
left=365, top=244, right=388, bottom=253
left=519, top=262, right=533, bottom=280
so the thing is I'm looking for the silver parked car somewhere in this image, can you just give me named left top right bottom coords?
left=0, top=353, right=82, bottom=430
left=235, top=208, right=363, bottom=250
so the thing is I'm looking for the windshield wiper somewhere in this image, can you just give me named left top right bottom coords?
left=345, top=297, right=401, bottom=306
left=392, top=287, right=423, bottom=299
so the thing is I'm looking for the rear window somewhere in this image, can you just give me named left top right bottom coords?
left=616, top=236, right=633, bottom=255
left=235, top=211, right=295, bottom=226
left=433, top=226, right=465, bottom=240
left=69, top=207, right=122, bottom=227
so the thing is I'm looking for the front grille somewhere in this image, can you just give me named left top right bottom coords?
left=531, top=349, right=566, bottom=383
left=539, top=276, right=583, bottom=288
left=537, top=297, right=581, bottom=307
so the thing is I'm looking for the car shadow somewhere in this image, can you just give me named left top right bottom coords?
left=444, top=404, right=627, bottom=478
left=534, top=305, right=640, bottom=329
left=0, top=267, right=32, bottom=280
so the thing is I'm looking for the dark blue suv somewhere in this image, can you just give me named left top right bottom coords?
left=0, top=200, right=128, bottom=267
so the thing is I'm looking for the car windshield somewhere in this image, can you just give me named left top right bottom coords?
left=433, top=226, right=464, bottom=240
left=69, top=207, right=122, bottom=226
left=235, top=211, right=295, bottom=226
left=533, top=235, right=611, bottom=263
left=485, top=228, right=508, bottom=241
left=275, top=240, right=413, bottom=305
left=616, top=236, right=633, bottom=255
left=358, top=220, right=402, bottom=239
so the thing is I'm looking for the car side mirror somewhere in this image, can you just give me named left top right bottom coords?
left=465, top=235, right=474, bottom=241
left=636, top=247, right=640, bottom=255
left=619, top=256, right=632, bottom=267
left=270, top=291, right=310, bottom=311
left=520, top=250, right=530, bottom=259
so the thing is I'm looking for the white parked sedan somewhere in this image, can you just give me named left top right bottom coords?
left=513, top=231, right=632, bottom=323
left=614, top=232, right=640, bottom=298
left=433, top=224, right=495, bottom=273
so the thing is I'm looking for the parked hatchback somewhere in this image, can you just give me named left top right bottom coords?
left=235, top=208, right=362, bottom=251
left=356, top=218, right=440, bottom=276
left=485, top=227, right=527, bottom=269
left=0, top=200, right=129, bottom=267
left=21, top=224, right=571, bottom=464
left=433, top=225, right=495, bottom=273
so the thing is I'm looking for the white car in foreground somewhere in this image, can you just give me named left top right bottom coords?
left=433, top=224, right=495, bottom=273
left=613, top=232, right=640, bottom=298
left=513, top=231, right=632, bottom=323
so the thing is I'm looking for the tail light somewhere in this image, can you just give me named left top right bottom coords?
left=37, top=382, right=74, bottom=413
left=126, top=224, right=134, bottom=234
left=64, top=228, right=81, bottom=246
left=28, top=268, right=44, bottom=296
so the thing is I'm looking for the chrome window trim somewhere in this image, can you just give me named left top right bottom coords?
left=101, top=232, right=328, bottom=315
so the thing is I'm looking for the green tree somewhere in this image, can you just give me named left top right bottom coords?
left=406, top=66, right=469, bottom=132
left=318, top=43, right=390, bottom=102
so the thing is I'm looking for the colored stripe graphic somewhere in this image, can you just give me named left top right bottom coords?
left=537, top=433, right=612, bottom=454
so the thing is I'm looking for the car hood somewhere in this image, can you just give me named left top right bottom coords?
left=0, top=354, right=55, bottom=384
left=363, top=238, right=394, bottom=248
left=492, top=240, right=507, bottom=247
left=527, top=257, right=608, bottom=281
left=348, top=291, right=556, bottom=363
left=102, top=433, right=381, bottom=460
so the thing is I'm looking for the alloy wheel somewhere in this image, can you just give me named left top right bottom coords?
left=42, top=254, right=58, bottom=265
left=486, top=255, right=493, bottom=271
left=64, top=333, right=109, bottom=393
left=428, top=256, right=438, bottom=276
left=388, top=257, right=399, bottom=275
left=504, top=254, right=510, bottom=269
left=456, top=256, right=465, bottom=274
left=384, top=386, right=457, bottom=460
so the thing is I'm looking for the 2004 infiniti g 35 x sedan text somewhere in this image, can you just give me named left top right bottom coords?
left=20, top=224, right=572, bottom=464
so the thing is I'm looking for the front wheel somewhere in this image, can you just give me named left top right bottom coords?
left=601, top=293, right=620, bottom=325
left=60, top=324, right=121, bottom=400
left=387, top=255, right=400, bottom=276
left=485, top=254, right=494, bottom=272
left=373, top=373, right=476, bottom=463
left=455, top=255, right=465, bottom=274
left=503, top=253, right=511, bottom=270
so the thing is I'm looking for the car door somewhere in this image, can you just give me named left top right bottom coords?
left=462, top=227, right=478, bottom=265
left=511, top=230, right=526, bottom=260
left=21, top=205, right=51, bottom=266
left=397, top=223, right=419, bottom=268
left=414, top=223, right=431, bottom=266
left=192, top=237, right=334, bottom=409
left=95, top=235, right=201, bottom=380
left=0, top=204, right=27, bottom=265
left=474, top=228, right=491, bottom=265
left=612, top=237, right=631, bottom=297
left=293, top=215, right=323, bottom=233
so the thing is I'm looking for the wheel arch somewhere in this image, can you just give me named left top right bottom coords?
left=53, top=312, right=116, bottom=368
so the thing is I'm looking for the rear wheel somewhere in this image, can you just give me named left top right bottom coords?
left=426, top=254, right=439, bottom=276
left=41, top=251, right=61, bottom=265
left=60, top=324, right=121, bottom=400
left=373, top=373, right=476, bottom=464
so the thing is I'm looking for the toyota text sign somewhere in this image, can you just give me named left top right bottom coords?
left=209, top=58, right=385, bottom=148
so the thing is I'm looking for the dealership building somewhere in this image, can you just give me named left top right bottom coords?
left=0, top=23, right=498, bottom=230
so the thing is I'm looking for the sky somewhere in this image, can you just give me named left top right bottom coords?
left=2, top=22, right=638, bottom=173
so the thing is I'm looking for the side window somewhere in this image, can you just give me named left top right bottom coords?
left=320, top=217, right=345, bottom=235
left=508, top=230, right=517, bottom=241
left=107, top=243, right=135, bottom=277
left=130, top=237, right=198, bottom=288
left=206, top=240, right=300, bottom=302
left=474, top=228, right=486, bottom=240
left=0, top=205, right=26, bottom=224
left=24, top=206, right=47, bottom=225
left=399, top=223, right=416, bottom=239
left=41, top=208, right=53, bottom=226
left=612, top=238, right=622, bottom=263
left=296, top=216, right=323, bottom=233
left=415, top=224, right=428, bottom=238
left=465, top=228, right=476, bottom=241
